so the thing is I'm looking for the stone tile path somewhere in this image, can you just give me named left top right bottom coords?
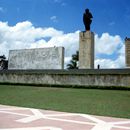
left=0, top=105, right=130, bottom=130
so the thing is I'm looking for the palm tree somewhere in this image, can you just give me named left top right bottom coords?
left=67, top=51, right=79, bottom=69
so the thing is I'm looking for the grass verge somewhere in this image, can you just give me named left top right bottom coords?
left=0, top=84, right=130, bottom=119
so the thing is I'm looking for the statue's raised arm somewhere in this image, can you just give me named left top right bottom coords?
left=83, top=8, right=93, bottom=31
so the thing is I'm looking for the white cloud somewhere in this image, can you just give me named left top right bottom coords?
left=0, top=21, right=79, bottom=67
left=95, top=59, right=117, bottom=68
left=50, top=16, right=58, bottom=23
left=53, top=0, right=67, bottom=6
left=95, top=55, right=125, bottom=69
left=65, top=57, right=71, bottom=68
left=0, top=21, right=125, bottom=69
left=95, top=33, right=122, bottom=55
left=95, top=33, right=125, bottom=68
left=47, top=31, right=79, bottom=57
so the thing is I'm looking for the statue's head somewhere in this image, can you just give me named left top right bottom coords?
left=85, top=9, right=89, bottom=13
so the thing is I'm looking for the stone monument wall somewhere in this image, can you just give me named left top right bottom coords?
left=125, top=38, right=130, bottom=67
left=8, top=47, right=64, bottom=70
left=79, top=31, right=94, bottom=69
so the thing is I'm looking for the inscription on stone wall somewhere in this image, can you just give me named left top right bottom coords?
left=8, top=47, right=64, bottom=70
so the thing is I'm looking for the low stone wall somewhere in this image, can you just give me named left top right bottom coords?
left=0, top=69, right=130, bottom=88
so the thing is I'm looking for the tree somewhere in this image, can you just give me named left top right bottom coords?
left=67, top=51, right=79, bottom=69
left=0, top=55, right=8, bottom=70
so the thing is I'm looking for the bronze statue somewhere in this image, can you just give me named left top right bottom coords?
left=125, top=37, right=130, bottom=41
left=83, top=9, right=93, bottom=31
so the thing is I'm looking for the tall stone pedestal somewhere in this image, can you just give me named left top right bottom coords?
left=79, top=31, right=94, bottom=69
left=125, top=38, right=130, bottom=68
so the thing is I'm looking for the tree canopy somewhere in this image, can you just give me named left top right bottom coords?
left=67, top=51, right=79, bottom=69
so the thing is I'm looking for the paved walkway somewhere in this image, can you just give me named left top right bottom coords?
left=0, top=105, right=130, bottom=130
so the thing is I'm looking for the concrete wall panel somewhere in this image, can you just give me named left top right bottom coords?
left=8, top=47, right=64, bottom=70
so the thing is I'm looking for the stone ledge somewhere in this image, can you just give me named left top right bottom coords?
left=0, top=69, right=130, bottom=87
left=0, top=69, right=130, bottom=75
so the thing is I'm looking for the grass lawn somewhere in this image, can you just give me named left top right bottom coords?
left=0, top=85, right=130, bottom=119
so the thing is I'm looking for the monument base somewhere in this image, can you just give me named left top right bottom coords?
left=125, top=38, right=130, bottom=67
left=79, top=31, right=94, bottom=69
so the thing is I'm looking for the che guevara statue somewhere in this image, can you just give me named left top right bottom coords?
left=83, top=8, right=93, bottom=31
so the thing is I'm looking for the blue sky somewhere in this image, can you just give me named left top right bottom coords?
left=0, top=0, right=130, bottom=38
left=0, top=0, right=130, bottom=68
